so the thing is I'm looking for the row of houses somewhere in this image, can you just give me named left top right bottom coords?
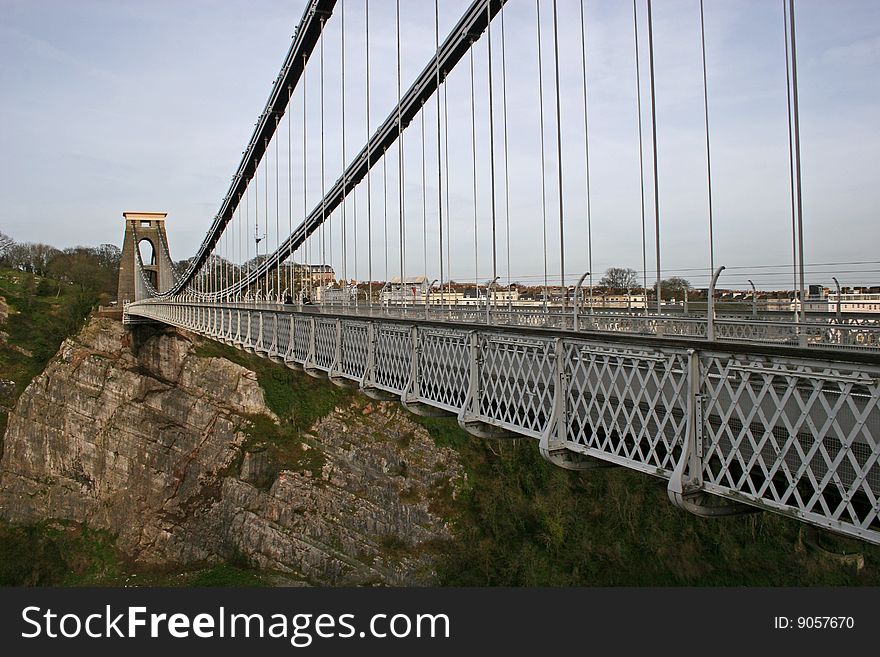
left=297, top=265, right=880, bottom=314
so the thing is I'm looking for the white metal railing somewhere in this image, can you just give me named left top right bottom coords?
left=131, top=298, right=880, bottom=351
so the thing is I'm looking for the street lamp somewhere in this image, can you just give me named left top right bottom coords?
left=573, top=271, right=591, bottom=331
left=486, top=276, right=500, bottom=325
left=425, top=279, right=438, bottom=320
left=832, top=276, right=841, bottom=322
left=707, top=265, right=726, bottom=342
left=748, top=279, right=757, bottom=319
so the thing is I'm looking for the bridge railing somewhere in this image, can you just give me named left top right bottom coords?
left=185, top=299, right=880, bottom=351
left=126, top=300, right=880, bottom=545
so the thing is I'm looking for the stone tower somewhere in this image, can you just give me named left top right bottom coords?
left=117, top=212, right=174, bottom=303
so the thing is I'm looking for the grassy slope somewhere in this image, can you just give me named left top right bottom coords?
left=0, top=269, right=99, bottom=436
left=414, top=417, right=880, bottom=586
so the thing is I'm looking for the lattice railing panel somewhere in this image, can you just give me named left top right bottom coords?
left=565, top=345, right=689, bottom=475
left=340, top=321, right=369, bottom=380
left=275, top=313, right=292, bottom=356
left=418, top=329, right=469, bottom=411
left=699, top=355, right=880, bottom=536
left=313, top=319, right=336, bottom=369
left=479, top=336, right=555, bottom=437
left=374, top=325, right=411, bottom=393
left=294, top=316, right=311, bottom=362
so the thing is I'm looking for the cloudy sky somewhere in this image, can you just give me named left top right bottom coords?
left=1, top=0, right=878, bottom=290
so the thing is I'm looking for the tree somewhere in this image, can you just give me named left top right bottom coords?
left=0, top=232, right=13, bottom=259
left=661, top=276, right=692, bottom=301
left=1, top=242, right=59, bottom=275
left=598, top=267, right=639, bottom=292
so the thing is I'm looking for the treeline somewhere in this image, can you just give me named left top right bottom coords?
left=0, top=231, right=120, bottom=298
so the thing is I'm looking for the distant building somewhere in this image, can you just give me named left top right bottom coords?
left=307, top=264, right=335, bottom=285
left=315, top=284, right=357, bottom=303
left=593, top=293, right=647, bottom=310
left=805, top=285, right=880, bottom=314
left=380, top=276, right=430, bottom=305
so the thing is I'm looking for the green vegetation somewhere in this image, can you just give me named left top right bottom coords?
left=0, top=519, right=270, bottom=587
left=193, top=340, right=352, bottom=429
left=0, top=520, right=122, bottom=586
left=187, top=564, right=266, bottom=587
left=0, top=267, right=110, bottom=440
left=0, top=269, right=98, bottom=380
left=411, top=415, right=880, bottom=586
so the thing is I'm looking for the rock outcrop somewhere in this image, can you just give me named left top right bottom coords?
left=0, top=317, right=463, bottom=585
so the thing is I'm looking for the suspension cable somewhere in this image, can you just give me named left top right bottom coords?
left=366, top=0, right=372, bottom=309
left=275, top=115, right=281, bottom=301
left=288, top=85, right=293, bottom=301
left=435, top=0, right=444, bottom=304
left=397, top=0, right=405, bottom=296
left=246, top=172, right=251, bottom=298
left=579, top=0, right=594, bottom=311
left=536, top=0, right=549, bottom=310
left=647, top=0, right=662, bottom=314
left=303, top=52, right=310, bottom=303
left=487, top=0, right=497, bottom=284
left=238, top=193, right=242, bottom=300
left=552, top=0, right=565, bottom=305
left=444, top=74, right=451, bottom=296
left=469, top=40, right=479, bottom=298
left=341, top=0, right=347, bottom=289
left=320, top=19, right=327, bottom=293
left=353, top=170, right=358, bottom=307
left=500, top=5, right=511, bottom=298
left=421, top=103, right=427, bottom=281
left=699, top=0, right=715, bottom=281
left=633, top=0, right=648, bottom=303
left=788, top=0, right=806, bottom=325
left=264, top=137, right=269, bottom=299
left=783, top=0, right=802, bottom=323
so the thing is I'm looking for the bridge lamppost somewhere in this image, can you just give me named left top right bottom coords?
left=748, top=279, right=757, bottom=319
left=486, top=276, right=500, bottom=325
left=707, top=265, right=726, bottom=342
left=425, top=279, right=438, bottom=320
left=573, top=271, right=591, bottom=332
left=832, top=276, right=842, bottom=322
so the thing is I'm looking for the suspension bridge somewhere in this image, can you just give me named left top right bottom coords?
left=120, top=0, right=880, bottom=546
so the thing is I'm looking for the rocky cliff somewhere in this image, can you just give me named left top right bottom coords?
left=0, top=317, right=464, bottom=585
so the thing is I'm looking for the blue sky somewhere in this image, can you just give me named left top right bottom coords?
left=1, top=0, right=878, bottom=290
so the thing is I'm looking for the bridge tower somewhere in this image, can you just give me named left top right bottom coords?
left=117, top=212, right=174, bottom=303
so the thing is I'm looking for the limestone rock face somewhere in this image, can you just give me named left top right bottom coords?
left=0, top=317, right=463, bottom=585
